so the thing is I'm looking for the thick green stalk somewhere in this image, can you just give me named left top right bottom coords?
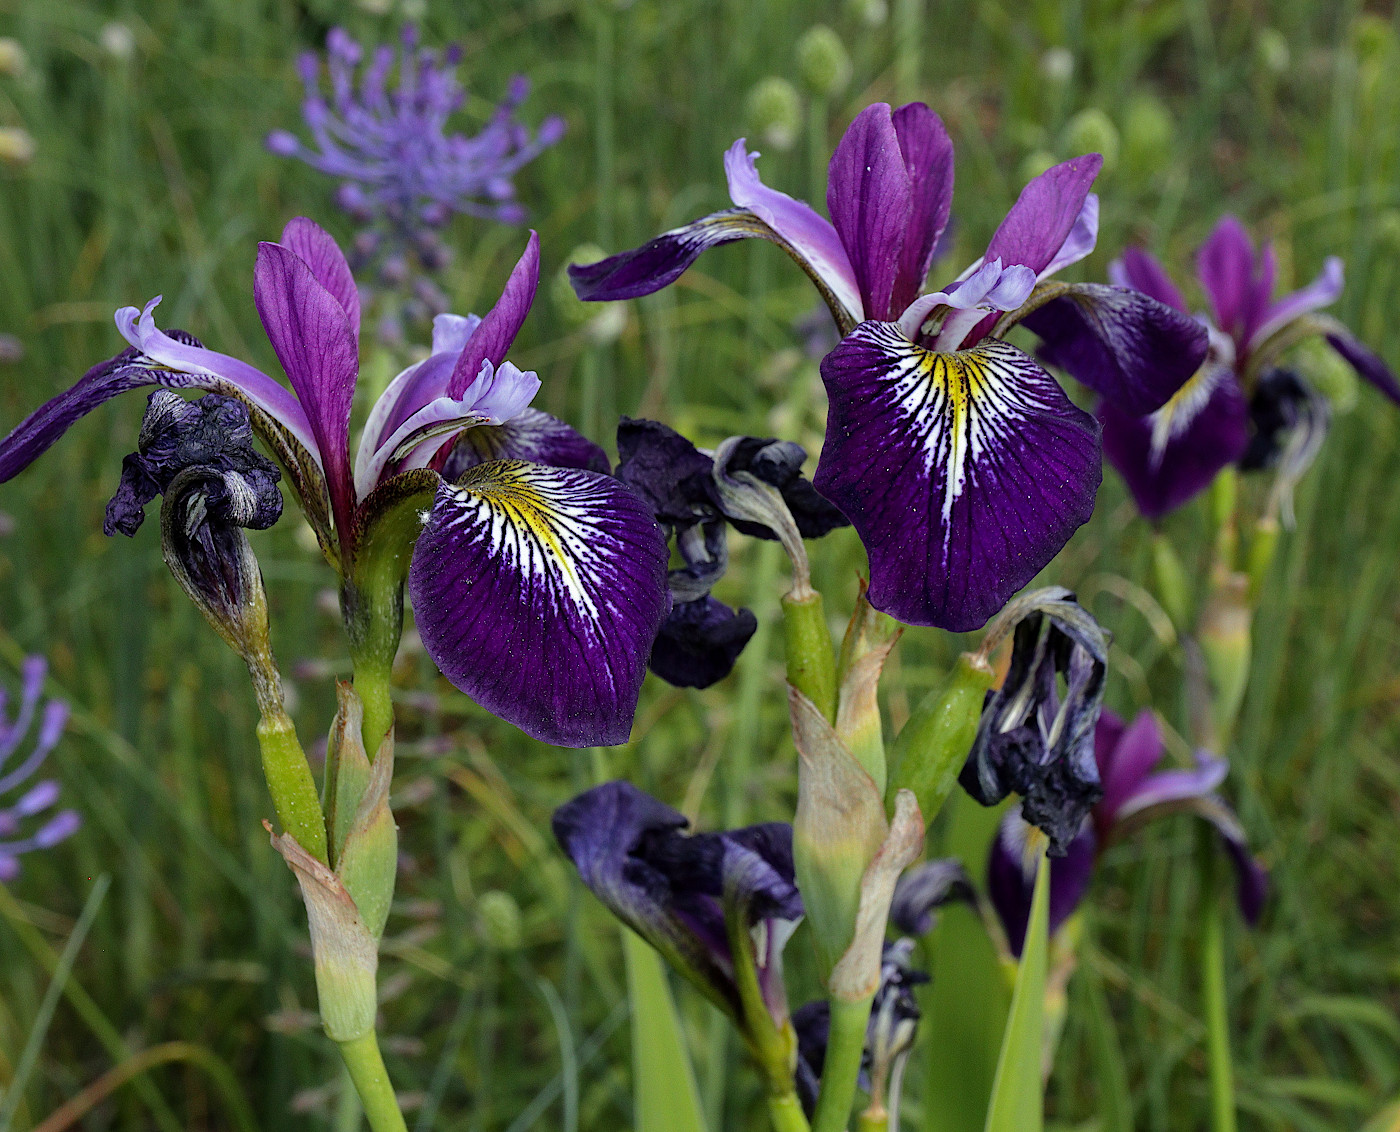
left=811, top=996, right=872, bottom=1132
left=855, top=1111, right=888, bottom=1132
left=338, top=1033, right=409, bottom=1132
left=783, top=591, right=838, bottom=721
left=257, top=712, right=328, bottom=864
left=1198, top=831, right=1237, bottom=1132
left=770, top=1092, right=813, bottom=1132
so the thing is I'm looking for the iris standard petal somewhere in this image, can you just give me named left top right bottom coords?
left=279, top=217, right=362, bottom=341
left=1099, top=362, right=1249, bottom=520
left=827, top=103, right=914, bottom=322
left=254, top=242, right=359, bottom=533
left=408, top=461, right=669, bottom=747
left=1248, top=256, right=1343, bottom=351
left=984, top=155, right=1103, bottom=276
left=1326, top=332, right=1400, bottom=405
left=1109, top=247, right=1189, bottom=314
left=815, top=327, right=1100, bottom=631
left=447, top=232, right=539, bottom=398
left=1111, top=753, right=1231, bottom=824
left=889, top=102, right=956, bottom=315
left=1196, top=216, right=1259, bottom=340
left=725, top=139, right=863, bottom=325
left=1094, top=709, right=1166, bottom=819
left=354, top=396, right=495, bottom=495
left=1039, top=194, right=1100, bottom=279
left=1023, top=283, right=1210, bottom=416
left=443, top=408, right=610, bottom=477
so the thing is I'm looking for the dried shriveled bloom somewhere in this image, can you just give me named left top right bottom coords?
left=0, top=219, right=668, bottom=747
left=0, top=656, right=78, bottom=881
left=989, top=708, right=1267, bottom=955
left=572, top=102, right=1207, bottom=630
left=1082, top=216, right=1400, bottom=519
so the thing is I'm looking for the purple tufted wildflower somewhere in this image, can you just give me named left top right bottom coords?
left=988, top=708, right=1267, bottom=956
left=1073, top=216, right=1400, bottom=519
left=0, top=656, right=78, bottom=882
left=267, top=26, right=564, bottom=320
left=572, top=102, right=1207, bottom=630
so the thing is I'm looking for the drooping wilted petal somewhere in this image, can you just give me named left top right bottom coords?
left=1109, top=247, right=1189, bottom=314
left=408, top=461, right=669, bottom=747
left=987, top=806, right=1096, bottom=957
left=1099, top=361, right=1249, bottom=520
left=614, top=416, right=719, bottom=527
left=279, top=217, right=361, bottom=340
left=827, top=103, right=913, bottom=322
left=815, top=327, right=1100, bottom=631
left=442, top=408, right=610, bottom=477
left=720, top=436, right=850, bottom=540
left=984, top=155, right=1102, bottom=276
left=649, top=596, right=758, bottom=689
left=890, top=102, right=956, bottom=315
left=254, top=241, right=359, bottom=533
left=447, top=232, right=539, bottom=399
left=1023, top=283, right=1210, bottom=416
left=889, top=858, right=976, bottom=935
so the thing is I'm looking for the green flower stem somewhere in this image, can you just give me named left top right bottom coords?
left=338, top=1032, right=410, bottom=1132
left=352, top=657, right=396, bottom=767
left=854, top=1110, right=888, bottom=1132
left=782, top=590, right=838, bottom=721
left=1198, top=829, right=1237, bottom=1132
left=769, top=1091, right=813, bottom=1132
left=257, top=711, right=328, bottom=865
left=811, top=995, right=872, bottom=1132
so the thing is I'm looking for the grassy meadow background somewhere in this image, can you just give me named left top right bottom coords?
left=2, top=0, right=1400, bottom=1128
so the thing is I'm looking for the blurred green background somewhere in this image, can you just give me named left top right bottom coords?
left=2, top=0, right=1400, bottom=1129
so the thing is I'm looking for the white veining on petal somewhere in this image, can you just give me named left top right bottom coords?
left=1146, top=324, right=1236, bottom=466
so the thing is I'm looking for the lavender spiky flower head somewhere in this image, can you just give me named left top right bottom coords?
left=267, top=26, right=564, bottom=277
left=0, top=655, right=79, bottom=881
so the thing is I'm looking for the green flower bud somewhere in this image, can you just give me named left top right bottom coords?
left=846, top=0, right=888, bottom=25
left=1351, top=14, right=1394, bottom=68
left=746, top=77, right=802, bottom=152
left=1017, top=150, right=1058, bottom=186
left=1122, top=93, right=1174, bottom=178
left=0, top=38, right=27, bottom=77
left=553, top=243, right=608, bottom=326
left=1039, top=47, right=1074, bottom=85
left=478, top=890, right=524, bottom=951
left=1064, top=107, right=1119, bottom=175
left=0, top=127, right=35, bottom=166
left=797, top=26, right=852, bottom=97
left=1293, top=337, right=1357, bottom=413
left=1254, top=27, right=1290, bottom=76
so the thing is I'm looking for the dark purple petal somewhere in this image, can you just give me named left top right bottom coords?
left=988, top=809, right=1096, bottom=958
left=984, top=155, right=1103, bottom=275
left=1024, top=283, right=1210, bottom=416
left=827, top=103, right=912, bottom=321
left=279, top=217, right=362, bottom=341
left=442, top=408, right=610, bottom=478
left=890, top=103, right=956, bottom=314
left=1094, top=709, right=1166, bottom=822
left=1327, top=332, right=1400, bottom=406
left=1109, top=247, right=1188, bottom=314
left=1099, top=363, right=1249, bottom=520
left=889, top=857, right=976, bottom=935
left=254, top=242, right=359, bottom=533
left=815, top=327, right=1101, bottom=631
left=648, top=596, right=758, bottom=689
left=568, top=210, right=764, bottom=301
left=721, top=436, right=850, bottom=540
left=1196, top=216, right=1258, bottom=340
left=1209, top=802, right=1268, bottom=925
left=614, top=417, right=718, bottom=527
left=408, top=461, right=669, bottom=747
left=447, top=232, right=539, bottom=398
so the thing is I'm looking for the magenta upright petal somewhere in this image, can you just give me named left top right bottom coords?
left=1110, top=247, right=1189, bottom=314
left=279, top=217, right=362, bottom=341
left=827, top=103, right=913, bottom=321
left=889, top=102, right=956, bottom=314
left=1196, top=216, right=1257, bottom=339
left=254, top=242, right=359, bottom=533
left=815, top=327, right=1101, bottom=630
left=448, top=232, right=539, bottom=398
left=408, top=462, right=669, bottom=747
left=984, top=155, right=1103, bottom=275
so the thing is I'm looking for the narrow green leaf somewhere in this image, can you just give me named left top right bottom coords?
left=623, top=929, right=708, bottom=1132
left=1081, top=951, right=1132, bottom=1132
left=983, top=841, right=1050, bottom=1132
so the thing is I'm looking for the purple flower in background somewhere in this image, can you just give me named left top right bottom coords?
left=572, top=102, right=1206, bottom=630
left=1, top=656, right=79, bottom=882
left=1081, top=216, right=1400, bottom=519
left=268, top=27, right=564, bottom=235
left=0, top=219, right=668, bottom=747
left=989, top=708, right=1267, bottom=956
left=553, top=780, right=802, bottom=1051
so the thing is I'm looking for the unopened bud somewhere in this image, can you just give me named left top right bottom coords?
left=1018, top=150, right=1057, bottom=186
left=1039, top=47, right=1073, bottom=85
left=746, top=77, right=802, bottom=152
left=846, top=0, right=888, bottom=26
left=1122, top=93, right=1174, bottom=179
left=1294, top=336, right=1357, bottom=412
left=478, top=890, right=524, bottom=951
left=0, top=128, right=36, bottom=166
left=0, top=38, right=26, bottom=77
left=1254, top=27, right=1290, bottom=76
left=796, top=26, right=851, bottom=98
left=1064, top=108, right=1119, bottom=175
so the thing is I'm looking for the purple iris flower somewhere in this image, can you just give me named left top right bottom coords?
left=571, top=102, right=1206, bottom=630
left=988, top=709, right=1267, bottom=956
left=553, top=780, right=802, bottom=1051
left=1, top=656, right=79, bottom=882
left=267, top=28, right=564, bottom=233
left=1079, top=216, right=1400, bottom=519
left=0, top=219, right=668, bottom=747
